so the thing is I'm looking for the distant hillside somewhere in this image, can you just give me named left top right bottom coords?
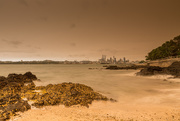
left=146, top=35, right=180, bottom=60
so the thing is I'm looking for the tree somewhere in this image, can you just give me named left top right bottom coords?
left=146, top=35, right=180, bottom=60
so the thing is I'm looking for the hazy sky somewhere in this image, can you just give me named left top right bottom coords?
left=0, top=0, right=180, bottom=61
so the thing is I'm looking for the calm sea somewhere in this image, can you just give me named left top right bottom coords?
left=0, top=64, right=180, bottom=106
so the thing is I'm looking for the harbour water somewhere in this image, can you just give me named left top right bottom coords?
left=1, top=64, right=180, bottom=107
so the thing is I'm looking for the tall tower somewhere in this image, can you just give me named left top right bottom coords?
left=123, top=57, right=126, bottom=63
left=113, top=56, right=116, bottom=64
left=102, top=55, right=106, bottom=62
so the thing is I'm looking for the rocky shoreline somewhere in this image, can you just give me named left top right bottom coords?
left=105, top=65, right=147, bottom=70
left=105, top=61, right=180, bottom=78
left=0, top=72, right=115, bottom=121
left=136, top=61, right=180, bottom=78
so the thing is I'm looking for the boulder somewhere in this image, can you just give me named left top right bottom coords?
left=7, top=72, right=37, bottom=84
left=23, top=72, right=37, bottom=83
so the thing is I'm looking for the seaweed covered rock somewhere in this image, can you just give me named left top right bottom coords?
left=21, top=82, right=36, bottom=93
left=0, top=72, right=37, bottom=120
left=0, top=72, right=115, bottom=120
left=32, top=83, right=109, bottom=108
left=7, top=72, right=37, bottom=84
left=0, top=93, right=31, bottom=121
left=23, top=72, right=37, bottom=81
left=0, top=72, right=38, bottom=90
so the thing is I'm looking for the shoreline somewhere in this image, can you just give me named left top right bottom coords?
left=11, top=100, right=180, bottom=121
left=1, top=68, right=180, bottom=121
left=8, top=70, right=180, bottom=121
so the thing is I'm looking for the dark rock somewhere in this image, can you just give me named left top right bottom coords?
left=7, top=74, right=25, bottom=84
left=106, top=65, right=146, bottom=70
left=0, top=81, right=7, bottom=90
left=109, top=98, right=117, bottom=102
left=106, top=66, right=119, bottom=70
left=137, top=61, right=180, bottom=78
left=0, top=77, right=6, bottom=82
left=7, top=72, right=37, bottom=84
left=136, top=66, right=163, bottom=76
left=23, top=72, right=37, bottom=82
left=166, top=61, right=180, bottom=77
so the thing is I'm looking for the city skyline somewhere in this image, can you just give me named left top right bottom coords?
left=0, top=0, right=180, bottom=61
left=0, top=54, right=130, bottom=62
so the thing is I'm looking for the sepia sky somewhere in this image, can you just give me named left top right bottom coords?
left=0, top=0, right=180, bottom=61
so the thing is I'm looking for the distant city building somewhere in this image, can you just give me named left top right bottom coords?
left=113, top=56, right=116, bottom=64
left=102, top=55, right=106, bottom=61
left=99, top=55, right=107, bottom=64
left=98, top=55, right=130, bottom=64
left=123, top=57, right=126, bottom=63
left=110, top=57, right=113, bottom=63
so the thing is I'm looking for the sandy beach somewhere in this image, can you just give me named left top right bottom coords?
left=11, top=100, right=180, bottom=121
left=9, top=71, right=180, bottom=121
left=0, top=65, right=179, bottom=121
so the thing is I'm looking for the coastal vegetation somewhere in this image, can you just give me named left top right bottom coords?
left=146, top=35, right=180, bottom=60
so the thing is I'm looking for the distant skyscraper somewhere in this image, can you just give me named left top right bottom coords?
left=110, top=57, right=113, bottom=63
left=99, top=55, right=107, bottom=63
left=102, top=55, right=106, bottom=61
left=123, top=57, right=126, bottom=63
left=113, top=56, right=116, bottom=64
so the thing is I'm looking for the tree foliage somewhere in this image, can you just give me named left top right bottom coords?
left=146, top=35, right=180, bottom=60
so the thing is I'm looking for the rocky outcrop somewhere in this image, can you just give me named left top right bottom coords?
left=0, top=93, right=31, bottom=121
left=7, top=71, right=37, bottom=84
left=32, top=83, right=109, bottom=108
left=0, top=72, right=37, bottom=90
left=136, top=66, right=164, bottom=76
left=0, top=72, right=37, bottom=120
left=136, top=61, right=180, bottom=78
left=166, top=61, right=180, bottom=77
left=106, top=65, right=147, bottom=70
left=0, top=72, right=115, bottom=120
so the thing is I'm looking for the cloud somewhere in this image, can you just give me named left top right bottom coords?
left=2, top=39, right=22, bottom=46
left=18, top=0, right=28, bottom=6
